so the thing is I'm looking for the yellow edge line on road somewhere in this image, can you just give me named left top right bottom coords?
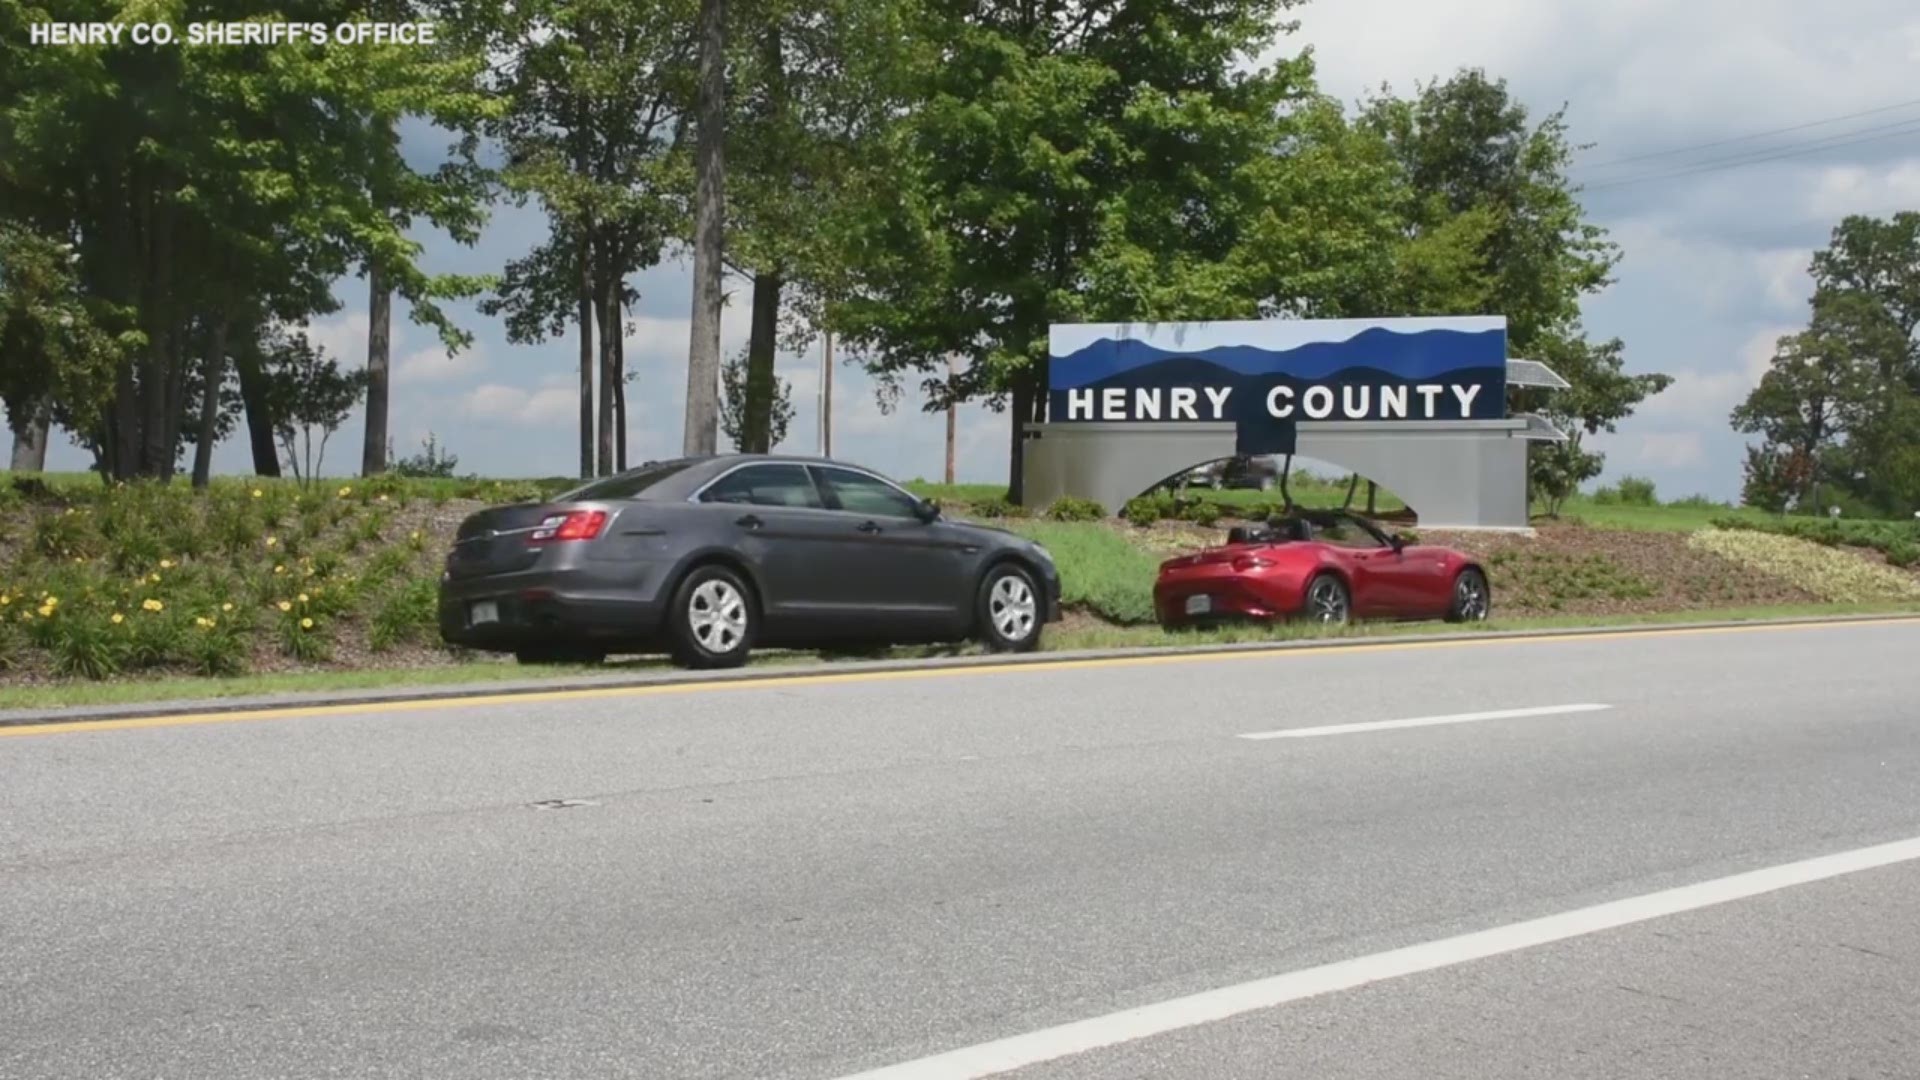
left=6, top=615, right=1919, bottom=739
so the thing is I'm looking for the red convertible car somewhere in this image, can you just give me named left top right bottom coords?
left=1153, top=510, right=1491, bottom=627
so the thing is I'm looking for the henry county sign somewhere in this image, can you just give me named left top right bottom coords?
left=1023, top=314, right=1567, bottom=529
left=1046, top=316, right=1508, bottom=456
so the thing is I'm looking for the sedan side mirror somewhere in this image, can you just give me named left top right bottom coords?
left=914, top=497, right=941, bottom=523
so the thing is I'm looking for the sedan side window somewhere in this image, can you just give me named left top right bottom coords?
left=815, top=467, right=919, bottom=519
left=698, top=465, right=824, bottom=509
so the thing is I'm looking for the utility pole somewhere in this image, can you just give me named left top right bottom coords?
left=944, top=353, right=957, bottom=484
left=820, top=330, right=834, bottom=457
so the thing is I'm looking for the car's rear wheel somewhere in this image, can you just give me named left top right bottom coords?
left=1302, top=573, right=1351, bottom=625
left=513, top=644, right=606, bottom=666
left=667, top=565, right=756, bottom=669
left=977, top=563, right=1043, bottom=653
left=1446, top=567, right=1491, bottom=623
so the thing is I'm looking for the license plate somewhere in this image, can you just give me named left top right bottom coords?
left=469, top=600, right=499, bottom=625
left=1185, top=594, right=1211, bottom=615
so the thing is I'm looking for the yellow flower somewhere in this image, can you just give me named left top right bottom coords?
left=277, top=601, right=293, bottom=612
left=300, top=617, right=314, bottom=630
left=265, top=536, right=278, bottom=547
left=73, top=556, right=85, bottom=564
left=37, top=605, right=55, bottom=618
left=0, top=595, right=9, bottom=606
left=43, top=595, right=57, bottom=607
left=142, top=598, right=164, bottom=612
left=377, top=494, right=389, bottom=503
left=252, top=489, right=263, bottom=498
left=148, top=573, right=161, bottom=583
left=274, top=565, right=286, bottom=575
left=297, top=593, right=310, bottom=604
left=410, top=530, right=421, bottom=541
left=337, top=486, right=352, bottom=497
left=20, top=610, right=33, bottom=622
left=304, top=567, right=315, bottom=578
left=221, top=602, right=234, bottom=613
left=111, top=613, right=124, bottom=625
left=159, top=559, right=175, bottom=570
left=194, top=617, right=212, bottom=629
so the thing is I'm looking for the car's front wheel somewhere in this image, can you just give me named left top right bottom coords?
left=667, top=565, right=757, bottom=669
left=1302, top=572, right=1351, bottom=625
left=977, top=563, right=1044, bottom=653
left=1446, top=567, right=1491, bottom=623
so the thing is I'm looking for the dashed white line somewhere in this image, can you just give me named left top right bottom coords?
left=1237, top=702, right=1612, bottom=741
left=827, top=834, right=1920, bottom=1080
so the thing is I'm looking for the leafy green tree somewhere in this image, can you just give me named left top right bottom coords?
left=1733, top=213, right=1920, bottom=515
left=719, top=348, right=795, bottom=450
left=262, top=330, right=370, bottom=488
left=830, top=0, right=1390, bottom=500
left=479, top=0, right=693, bottom=477
left=1, top=0, right=493, bottom=484
left=1519, top=329, right=1671, bottom=516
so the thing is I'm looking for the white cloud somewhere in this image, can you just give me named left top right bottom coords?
left=459, top=383, right=576, bottom=427
left=300, top=311, right=370, bottom=365
left=393, top=341, right=488, bottom=384
left=1626, top=432, right=1708, bottom=470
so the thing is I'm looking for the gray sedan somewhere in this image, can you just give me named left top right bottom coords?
left=438, top=454, right=1062, bottom=668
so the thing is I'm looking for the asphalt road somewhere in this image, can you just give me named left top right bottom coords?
left=4, top=620, right=1919, bottom=1079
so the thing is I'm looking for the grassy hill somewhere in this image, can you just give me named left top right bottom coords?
left=2, top=469, right=1916, bottom=708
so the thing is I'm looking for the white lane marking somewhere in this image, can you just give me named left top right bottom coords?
left=829, top=834, right=1920, bottom=1080
left=1237, top=702, right=1612, bottom=741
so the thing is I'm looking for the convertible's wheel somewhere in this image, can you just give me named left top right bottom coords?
left=977, top=563, right=1043, bottom=653
left=514, top=644, right=606, bottom=666
left=667, top=565, right=756, bottom=669
left=1302, top=573, right=1351, bottom=626
left=1446, top=567, right=1491, bottom=623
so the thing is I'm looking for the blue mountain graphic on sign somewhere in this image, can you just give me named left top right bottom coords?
left=1049, top=327, right=1506, bottom=389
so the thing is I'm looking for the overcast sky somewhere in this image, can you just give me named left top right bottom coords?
left=20, top=0, right=1920, bottom=501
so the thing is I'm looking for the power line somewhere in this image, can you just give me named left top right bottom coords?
left=1578, top=96, right=1920, bottom=170
left=1583, top=122, right=1920, bottom=192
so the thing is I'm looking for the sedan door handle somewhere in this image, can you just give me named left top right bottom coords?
left=857, top=520, right=882, bottom=534
left=735, top=514, right=763, bottom=529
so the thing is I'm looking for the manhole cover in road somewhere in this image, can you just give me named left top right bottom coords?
left=528, top=798, right=599, bottom=810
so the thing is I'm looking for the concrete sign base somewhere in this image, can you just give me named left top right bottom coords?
left=1020, top=419, right=1544, bottom=530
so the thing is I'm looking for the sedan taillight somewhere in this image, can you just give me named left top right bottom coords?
left=528, top=510, right=607, bottom=543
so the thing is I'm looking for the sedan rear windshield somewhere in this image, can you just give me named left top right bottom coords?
left=557, top=462, right=692, bottom=502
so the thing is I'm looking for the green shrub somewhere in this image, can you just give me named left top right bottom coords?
left=368, top=578, right=439, bottom=653
left=1181, top=501, right=1222, bottom=526
left=49, top=614, right=125, bottom=680
left=1887, top=541, right=1920, bottom=569
left=1045, top=496, right=1105, bottom=522
left=1122, top=496, right=1164, bottom=526
left=1004, top=521, right=1156, bottom=623
left=182, top=616, right=247, bottom=677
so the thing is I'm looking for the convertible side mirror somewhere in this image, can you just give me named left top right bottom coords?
left=1390, top=532, right=1410, bottom=552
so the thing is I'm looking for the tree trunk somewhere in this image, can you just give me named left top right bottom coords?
left=1006, top=376, right=1032, bottom=505
left=1366, top=480, right=1377, bottom=515
left=614, top=319, right=628, bottom=471
left=235, top=337, right=282, bottom=477
left=595, top=269, right=617, bottom=476
left=9, top=404, right=49, bottom=472
left=192, top=316, right=229, bottom=489
left=361, top=264, right=392, bottom=476
left=944, top=354, right=957, bottom=485
left=160, top=317, right=190, bottom=481
left=139, top=204, right=174, bottom=479
left=577, top=239, right=596, bottom=479
left=683, top=0, right=726, bottom=457
left=821, top=330, right=833, bottom=457
left=742, top=271, right=781, bottom=453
